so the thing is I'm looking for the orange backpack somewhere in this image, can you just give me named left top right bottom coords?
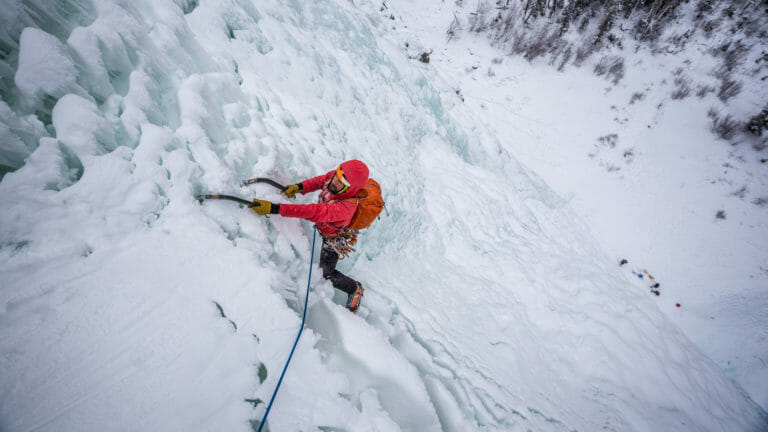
left=347, top=179, right=385, bottom=231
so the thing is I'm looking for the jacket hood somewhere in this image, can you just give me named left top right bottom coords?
left=337, top=159, right=369, bottom=197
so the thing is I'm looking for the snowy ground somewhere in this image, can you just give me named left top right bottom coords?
left=378, top=0, right=768, bottom=412
left=1, top=0, right=767, bottom=431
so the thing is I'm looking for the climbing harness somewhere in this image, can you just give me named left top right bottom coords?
left=257, top=227, right=317, bottom=432
left=323, top=230, right=359, bottom=259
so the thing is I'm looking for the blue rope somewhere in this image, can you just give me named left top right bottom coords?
left=257, top=226, right=317, bottom=432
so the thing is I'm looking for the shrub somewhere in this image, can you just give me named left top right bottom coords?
left=594, top=55, right=625, bottom=85
left=672, top=69, right=692, bottom=99
left=696, top=85, right=716, bottom=98
left=702, top=19, right=721, bottom=37
left=598, top=133, right=619, bottom=148
left=744, top=105, right=768, bottom=136
left=557, top=47, right=573, bottom=72
left=708, top=109, right=742, bottom=141
left=447, top=14, right=462, bottom=42
left=717, top=78, right=742, bottom=102
left=468, top=1, right=493, bottom=33
left=719, top=41, right=748, bottom=75
left=731, top=186, right=747, bottom=198
left=696, top=0, right=716, bottom=20
left=594, top=10, right=616, bottom=46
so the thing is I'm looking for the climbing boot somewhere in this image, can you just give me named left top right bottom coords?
left=346, top=283, right=364, bottom=314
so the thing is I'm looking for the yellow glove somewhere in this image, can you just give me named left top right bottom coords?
left=283, top=183, right=301, bottom=199
left=251, top=199, right=275, bottom=216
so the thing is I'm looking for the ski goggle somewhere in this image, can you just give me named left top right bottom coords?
left=334, top=165, right=351, bottom=193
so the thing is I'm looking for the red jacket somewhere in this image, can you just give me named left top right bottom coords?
left=278, top=160, right=369, bottom=237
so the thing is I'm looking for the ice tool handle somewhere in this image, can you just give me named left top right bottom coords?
left=195, top=194, right=258, bottom=207
left=195, top=178, right=289, bottom=207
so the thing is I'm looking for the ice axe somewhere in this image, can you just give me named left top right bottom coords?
left=196, top=177, right=288, bottom=207
left=240, top=177, right=288, bottom=192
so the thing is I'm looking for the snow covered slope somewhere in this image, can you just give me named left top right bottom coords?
left=372, top=0, right=768, bottom=412
left=1, top=0, right=766, bottom=431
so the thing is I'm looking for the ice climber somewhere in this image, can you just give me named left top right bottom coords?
left=250, top=160, right=370, bottom=313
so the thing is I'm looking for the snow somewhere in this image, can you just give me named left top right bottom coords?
left=15, top=27, right=86, bottom=107
left=380, top=0, right=768, bottom=413
left=1, top=0, right=767, bottom=431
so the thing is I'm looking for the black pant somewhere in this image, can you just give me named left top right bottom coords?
left=319, top=240, right=358, bottom=295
